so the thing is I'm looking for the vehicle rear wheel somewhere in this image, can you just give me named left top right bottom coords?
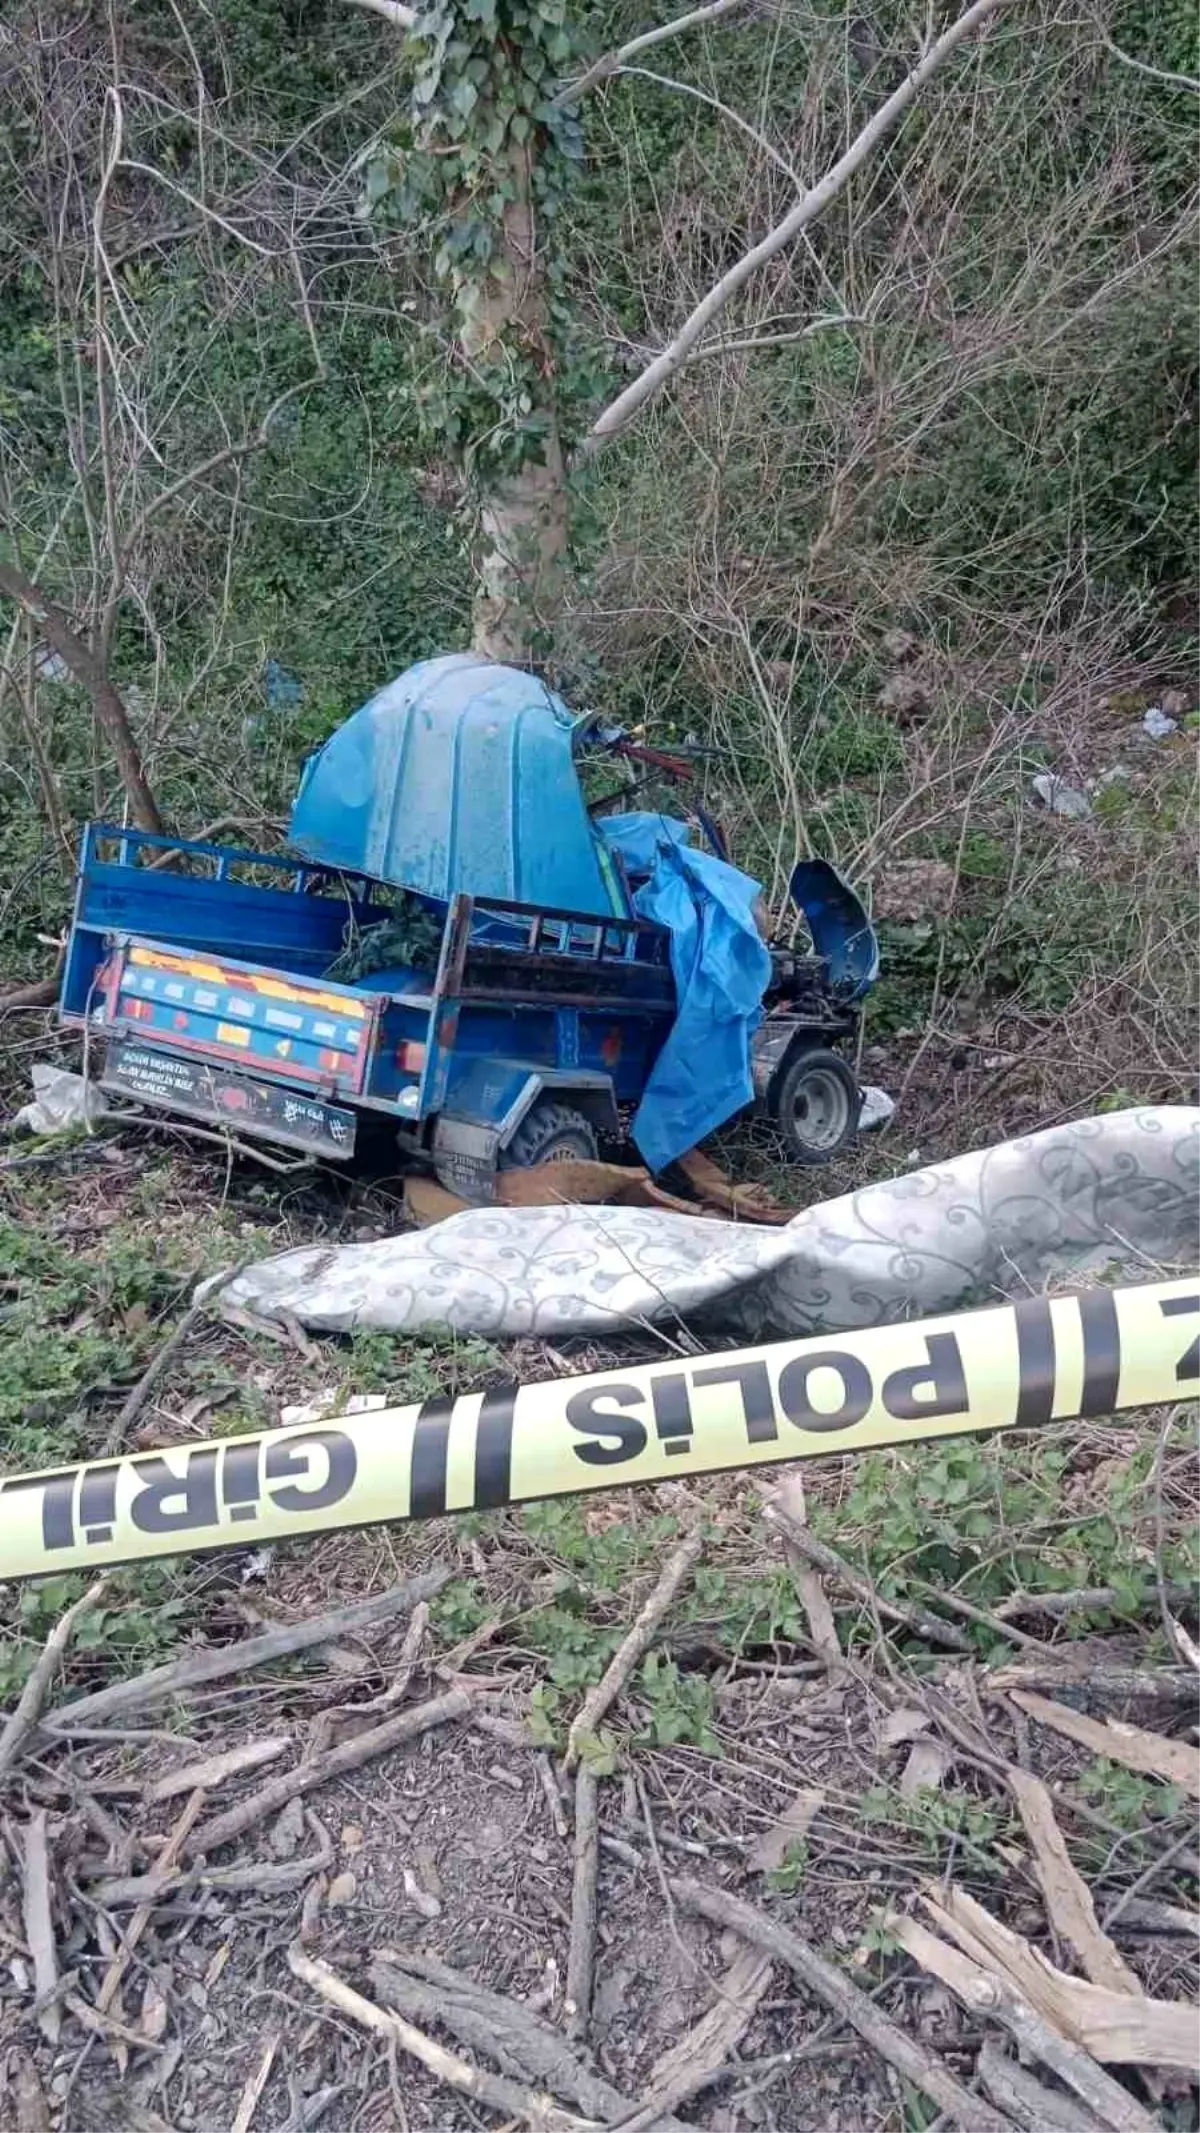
left=774, top=1047, right=859, bottom=1164
left=500, top=1098, right=599, bottom=1170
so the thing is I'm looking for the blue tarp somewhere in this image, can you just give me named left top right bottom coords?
left=597, top=813, right=772, bottom=1172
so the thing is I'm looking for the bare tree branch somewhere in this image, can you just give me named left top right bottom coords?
left=553, top=0, right=749, bottom=108
left=582, top=0, right=1011, bottom=455
left=618, top=65, right=802, bottom=185
left=123, top=377, right=323, bottom=557
left=1099, top=33, right=1199, bottom=93
left=0, top=561, right=164, bottom=832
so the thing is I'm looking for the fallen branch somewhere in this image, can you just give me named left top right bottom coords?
left=90, top=1815, right=335, bottom=1905
left=96, top=1787, right=206, bottom=2016
left=230, top=2031, right=281, bottom=2133
left=769, top=1476, right=847, bottom=1676
left=888, top=1908, right=1159, bottom=2133
left=342, top=1599, right=429, bottom=1714
left=1004, top=1689, right=1200, bottom=1799
left=672, top=1878, right=1016, bottom=2133
left=993, top=1582, right=1196, bottom=1624
left=565, top=1529, right=704, bottom=1767
left=288, top=1945, right=597, bottom=2131
left=1006, top=1768, right=1141, bottom=1995
left=977, top=2038, right=1113, bottom=2133
left=565, top=1764, right=600, bottom=2038
left=988, top=1662, right=1197, bottom=1706
left=145, top=1735, right=291, bottom=1805
left=370, top=1951, right=691, bottom=2130
left=919, top=1882, right=1197, bottom=2071
left=41, top=1569, right=448, bottom=1733
left=21, top=1811, right=60, bottom=2045
left=101, top=1301, right=208, bottom=1455
left=0, top=974, right=60, bottom=1012
left=762, top=1505, right=973, bottom=1653
left=188, top=1686, right=471, bottom=1855
left=0, top=1577, right=108, bottom=1781
left=1110, top=1896, right=1200, bottom=1940
left=623, top=1945, right=773, bottom=2132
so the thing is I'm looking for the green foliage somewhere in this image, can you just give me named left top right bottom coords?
left=0, top=1197, right=256, bottom=1469
left=326, top=893, right=444, bottom=979
left=0, top=1564, right=194, bottom=1701
left=339, top=1326, right=506, bottom=1405
left=1077, top=1759, right=1186, bottom=1829
left=635, top=1649, right=720, bottom=1752
left=766, top=1838, right=810, bottom=1894
left=364, top=0, right=597, bottom=479
left=861, top=1781, right=1010, bottom=1870
left=822, top=1430, right=1178, bottom=1644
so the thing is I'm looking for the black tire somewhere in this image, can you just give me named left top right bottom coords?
left=774, top=1046, right=859, bottom=1164
left=499, top=1097, right=599, bottom=1170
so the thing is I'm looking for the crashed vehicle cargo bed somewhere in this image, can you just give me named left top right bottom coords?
left=61, top=822, right=676, bottom=1194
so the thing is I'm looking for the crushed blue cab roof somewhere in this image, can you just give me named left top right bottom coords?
left=289, top=653, right=625, bottom=919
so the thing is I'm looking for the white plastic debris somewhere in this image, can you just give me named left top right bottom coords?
left=279, top=1391, right=390, bottom=1428
left=1142, top=706, right=1177, bottom=740
left=858, top=1085, right=895, bottom=1131
left=12, top=1064, right=108, bottom=1136
left=1030, top=772, right=1091, bottom=819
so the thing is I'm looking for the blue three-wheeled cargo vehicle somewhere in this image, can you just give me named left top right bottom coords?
left=61, top=655, right=879, bottom=1200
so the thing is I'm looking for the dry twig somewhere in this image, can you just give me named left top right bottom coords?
left=97, top=1787, right=206, bottom=2015
left=762, top=1503, right=973, bottom=1652
left=370, top=1952, right=691, bottom=2129
left=101, top=1300, right=208, bottom=1454
left=288, top=1945, right=598, bottom=2131
left=565, top=1529, right=704, bottom=1767
left=565, top=1763, right=600, bottom=2039
left=230, top=2031, right=281, bottom=2133
left=673, top=1878, right=1015, bottom=2133
left=918, top=1882, right=1197, bottom=2070
left=888, top=1908, right=1160, bottom=2133
left=0, top=1578, right=108, bottom=1781
left=976, top=2039, right=1112, bottom=2133
left=1006, top=1767, right=1142, bottom=1995
left=188, top=1687, right=471, bottom=1855
left=1004, top=1690, right=1200, bottom=1798
left=41, top=1570, right=448, bottom=1733
left=343, top=1599, right=429, bottom=1713
left=768, top=1475, right=846, bottom=1676
left=144, top=1735, right=291, bottom=1804
left=20, top=1812, right=60, bottom=2045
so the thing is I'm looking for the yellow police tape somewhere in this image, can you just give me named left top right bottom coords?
left=2, top=1277, right=1196, bottom=1581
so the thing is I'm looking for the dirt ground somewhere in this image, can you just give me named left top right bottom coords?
left=0, top=1048, right=1197, bottom=2133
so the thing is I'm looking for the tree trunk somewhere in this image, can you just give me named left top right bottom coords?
left=463, top=147, right=568, bottom=664
left=0, top=560, right=165, bottom=833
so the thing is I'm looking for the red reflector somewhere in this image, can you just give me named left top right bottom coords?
left=396, top=1041, right=427, bottom=1072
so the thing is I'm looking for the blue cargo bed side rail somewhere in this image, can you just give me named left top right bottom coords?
left=62, top=822, right=394, bottom=1022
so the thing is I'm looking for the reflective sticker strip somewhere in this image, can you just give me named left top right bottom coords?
left=215, top=1022, right=251, bottom=1048
left=0, top=1278, right=1194, bottom=1582
left=129, top=946, right=368, bottom=1019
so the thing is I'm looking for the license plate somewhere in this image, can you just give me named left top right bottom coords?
left=101, top=1041, right=357, bottom=1158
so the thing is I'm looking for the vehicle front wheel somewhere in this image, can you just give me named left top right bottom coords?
left=774, top=1047, right=859, bottom=1164
left=499, top=1098, right=599, bottom=1170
